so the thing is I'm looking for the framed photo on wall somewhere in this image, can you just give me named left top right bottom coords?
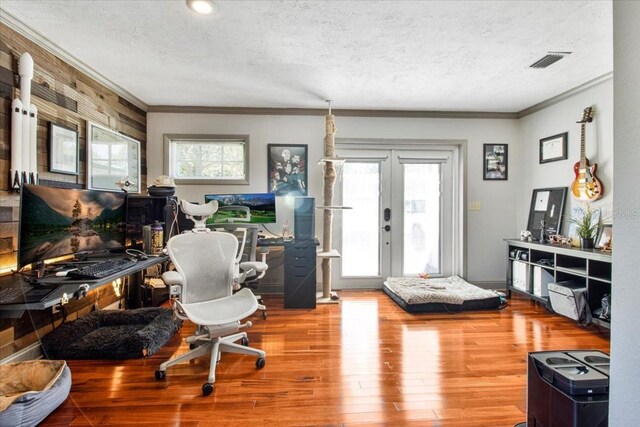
left=267, top=144, right=308, bottom=196
left=49, top=122, right=79, bottom=175
left=483, top=143, right=508, bottom=180
left=540, top=132, right=568, bottom=164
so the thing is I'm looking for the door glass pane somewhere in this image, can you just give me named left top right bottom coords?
left=342, top=163, right=380, bottom=277
left=403, top=163, right=440, bottom=275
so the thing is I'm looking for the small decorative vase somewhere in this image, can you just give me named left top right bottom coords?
left=580, top=237, right=594, bottom=249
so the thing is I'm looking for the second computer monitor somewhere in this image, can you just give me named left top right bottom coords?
left=204, top=193, right=276, bottom=224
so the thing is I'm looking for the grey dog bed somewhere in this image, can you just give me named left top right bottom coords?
left=0, top=362, right=71, bottom=427
left=383, top=276, right=502, bottom=313
left=41, top=308, right=181, bottom=360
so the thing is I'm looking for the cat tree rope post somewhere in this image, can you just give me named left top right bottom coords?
left=321, top=110, right=336, bottom=299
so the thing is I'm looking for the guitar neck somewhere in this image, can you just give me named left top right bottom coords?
left=580, top=123, right=586, bottom=169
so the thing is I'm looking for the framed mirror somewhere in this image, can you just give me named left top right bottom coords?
left=526, top=187, right=568, bottom=242
left=87, top=122, right=141, bottom=192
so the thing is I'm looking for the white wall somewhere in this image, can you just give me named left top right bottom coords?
left=147, top=113, right=520, bottom=284
left=610, top=1, right=640, bottom=424
left=517, top=79, right=614, bottom=235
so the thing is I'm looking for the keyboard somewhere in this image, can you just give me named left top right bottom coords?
left=0, top=286, right=58, bottom=305
left=0, top=287, right=23, bottom=304
left=67, top=258, right=137, bottom=280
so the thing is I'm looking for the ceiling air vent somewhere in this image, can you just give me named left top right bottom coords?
left=530, top=52, right=572, bottom=69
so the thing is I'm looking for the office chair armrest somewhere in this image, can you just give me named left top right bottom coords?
left=239, top=261, right=268, bottom=274
left=162, top=271, right=183, bottom=286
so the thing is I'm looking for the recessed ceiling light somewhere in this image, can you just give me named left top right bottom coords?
left=186, top=0, right=217, bottom=15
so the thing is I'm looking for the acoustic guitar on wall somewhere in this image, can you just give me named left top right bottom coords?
left=571, top=106, right=603, bottom=201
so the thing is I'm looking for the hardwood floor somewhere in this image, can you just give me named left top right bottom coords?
left=42, top=292, right=609, bottom=426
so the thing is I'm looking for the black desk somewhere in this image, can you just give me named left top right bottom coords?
left=258, top=238, right=318, bottom=309
left=0, top=256, right=167, bottom=318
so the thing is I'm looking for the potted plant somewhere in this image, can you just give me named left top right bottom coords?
left=569, top=204, right=600, bottom=249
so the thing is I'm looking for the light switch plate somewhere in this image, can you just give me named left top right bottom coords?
left=469, top=202, right=481, bottom=211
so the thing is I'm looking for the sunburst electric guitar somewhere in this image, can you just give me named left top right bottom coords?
left=571, top=107, right=603, bottom=201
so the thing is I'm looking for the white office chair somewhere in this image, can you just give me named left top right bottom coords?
left=179, top=200, right=267, bottom=298
left=156, top=232, right=266, bottom=396
left=214, top=224, right=269, bottom=319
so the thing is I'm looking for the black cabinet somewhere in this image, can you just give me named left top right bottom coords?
left=284, top=241, right=316, bottom=309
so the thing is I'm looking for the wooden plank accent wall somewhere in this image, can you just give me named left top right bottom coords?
left=0, top=23, right=147, bottom=359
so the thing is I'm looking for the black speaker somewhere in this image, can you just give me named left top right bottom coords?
left=294, top=197, right=315, bottom=241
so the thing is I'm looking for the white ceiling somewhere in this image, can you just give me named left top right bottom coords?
left=0, top=1, right=612, bottom=112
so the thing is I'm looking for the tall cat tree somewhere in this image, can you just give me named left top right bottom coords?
left=317, top=101, right=343, bottom=303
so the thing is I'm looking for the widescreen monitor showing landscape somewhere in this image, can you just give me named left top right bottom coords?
left=204, top=193, right=276, bottom=224
left=19, top=185, right=126, bottom=268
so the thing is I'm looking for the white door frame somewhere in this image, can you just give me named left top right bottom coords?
left=333, top=138, right=467, bottom=289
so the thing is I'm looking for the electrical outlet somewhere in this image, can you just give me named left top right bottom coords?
left=469, top=202, right=481, bottom=211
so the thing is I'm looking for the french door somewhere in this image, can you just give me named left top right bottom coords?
left=333, top=145, right=462, bottom=289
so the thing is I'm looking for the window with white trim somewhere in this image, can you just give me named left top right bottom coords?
left=164, top=134, right=249, bottom=184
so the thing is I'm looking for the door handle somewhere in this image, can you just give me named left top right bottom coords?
left=382, top=225, right=391, bottom=232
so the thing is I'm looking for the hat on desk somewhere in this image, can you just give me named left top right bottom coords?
left=152, top=175, right=176, bottom=188
left=148, top=175, right=176, bottom=196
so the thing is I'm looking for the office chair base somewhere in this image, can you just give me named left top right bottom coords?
left=155, top=331, right=266, bottom=395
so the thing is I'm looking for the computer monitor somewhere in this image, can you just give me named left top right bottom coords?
left=204, top=193, right=276, bottom=224
left=18, top=184, right=126, bottom=269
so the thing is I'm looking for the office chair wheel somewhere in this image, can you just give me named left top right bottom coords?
left=256, top=357, right=266, bottom=369
left=155, top=370, right=166, bottom=380
left=202, top=382, right=214, bottom=396
left=241, top=337, right=249, bottom=346
left=262, top=310, right=267, bottom=320
left=189, top=341, right=204, bottom=350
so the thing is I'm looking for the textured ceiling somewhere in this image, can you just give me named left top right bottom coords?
left=0, top=1, right=612, bottom=112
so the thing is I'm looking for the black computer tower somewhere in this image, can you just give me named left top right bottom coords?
left=294, top=197, right=315, bottom=241
left=125, top=195, right=177, bottom=250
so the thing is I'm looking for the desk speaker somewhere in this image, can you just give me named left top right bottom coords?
left=294, top=197, right=315, bottom=241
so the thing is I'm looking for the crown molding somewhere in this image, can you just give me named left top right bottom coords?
left=0, top=9, right=148, bottom=112
left=517, top=72, right=613, bottom=118
left=148, top=105, right=518, bottom=119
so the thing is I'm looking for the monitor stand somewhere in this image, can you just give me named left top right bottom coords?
left=74, top=251, right=89, bottom=262
left=33, top=261, right=46, bottom=278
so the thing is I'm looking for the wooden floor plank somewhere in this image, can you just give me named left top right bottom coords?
left=40, top=292, right=609, bottom=426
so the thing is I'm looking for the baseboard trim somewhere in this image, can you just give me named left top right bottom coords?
left=472, top=280, right=506, bottom=290
left=0, top=341, right=43, bottom=364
